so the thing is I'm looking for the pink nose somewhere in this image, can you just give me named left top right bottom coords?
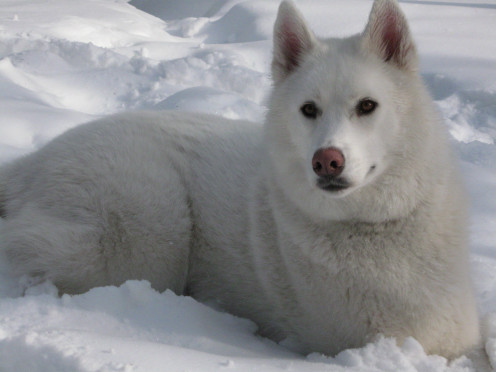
left=312, top=148, right=345, bottom=177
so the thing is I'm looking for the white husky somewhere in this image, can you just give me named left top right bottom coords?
left=0, top=0, right=480, bottom=359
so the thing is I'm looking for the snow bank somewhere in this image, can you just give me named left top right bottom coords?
left=0, top=281, right=479, bottom=372
left=0, top=0, right=495, bottom=371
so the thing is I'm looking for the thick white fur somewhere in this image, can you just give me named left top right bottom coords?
left=0, top=0, right=479, bottom=359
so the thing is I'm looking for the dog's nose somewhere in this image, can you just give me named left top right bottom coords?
left=312, top=148, right=345, bottom=177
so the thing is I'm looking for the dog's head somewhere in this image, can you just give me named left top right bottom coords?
left=265, top=0, right=435, bottom=221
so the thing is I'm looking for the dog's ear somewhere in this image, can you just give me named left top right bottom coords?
left=272, top=0, right=317, bottom=83
left=362, top=0, right=418, bottom=70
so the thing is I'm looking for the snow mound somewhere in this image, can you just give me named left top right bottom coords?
left=0, top=281, right=481, bottom=372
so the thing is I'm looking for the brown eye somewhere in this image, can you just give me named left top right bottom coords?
left=357, top=98, right=377, bottom=116
left=300, top=102, right=320, bottom=119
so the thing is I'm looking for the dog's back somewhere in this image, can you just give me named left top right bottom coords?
left=0, top=111, right=262, bottom=297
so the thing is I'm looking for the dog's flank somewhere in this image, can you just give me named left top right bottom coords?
left=0, top=0, right=480, bottom=360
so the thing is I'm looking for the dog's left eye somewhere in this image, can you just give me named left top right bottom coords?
left=300, top=102, right=320, bottom=119
left=356, top=99, right=378, bottom=116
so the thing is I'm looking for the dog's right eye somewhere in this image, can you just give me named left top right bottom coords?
left=300, top=102, right=320, bottom=119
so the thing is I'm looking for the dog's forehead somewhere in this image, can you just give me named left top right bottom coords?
left=299, top=39, right=385, bottom=101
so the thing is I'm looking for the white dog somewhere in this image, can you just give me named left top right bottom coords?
left=0, top=0, right=480, bottom=359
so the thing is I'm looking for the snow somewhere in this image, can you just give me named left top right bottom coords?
left=0, top=0, right=495, bottom=370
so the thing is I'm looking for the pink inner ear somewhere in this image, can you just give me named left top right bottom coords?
left=381, top=13, right=402, bottom=63
left=371, top=5, right=413, bottom=67
left=280, top=21, right=304, bottom=71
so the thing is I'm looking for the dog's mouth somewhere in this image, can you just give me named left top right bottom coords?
left=316, top=176, right=351, bottom=192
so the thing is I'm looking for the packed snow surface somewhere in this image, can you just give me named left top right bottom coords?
left=0, top=0, right=495, bottom=371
